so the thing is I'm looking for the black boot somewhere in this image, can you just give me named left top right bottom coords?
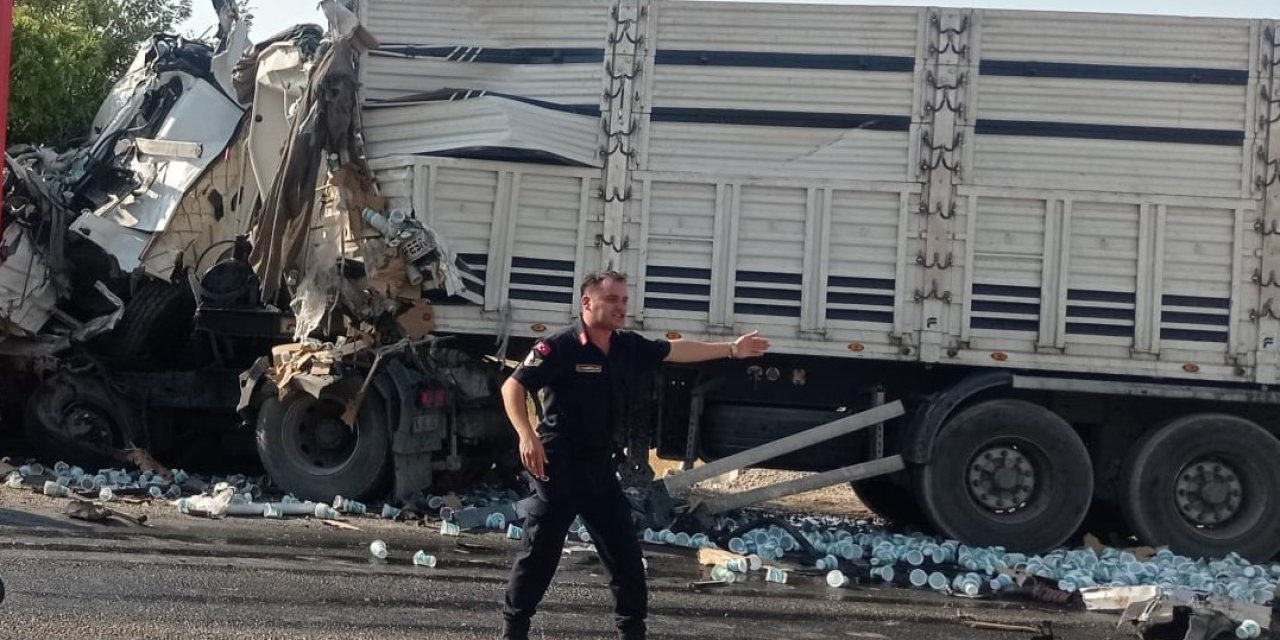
left=501, top=617, right=530, bottom=640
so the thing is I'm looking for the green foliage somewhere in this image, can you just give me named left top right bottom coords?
left=9, top=0, right=195, bottom=148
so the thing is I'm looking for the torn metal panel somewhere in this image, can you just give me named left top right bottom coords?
left=362, top=94, right=602, bottom=167
left=80, top=78, right=246, bottom=235
left=0, top=224, right=58, bottom=335
left=250, top=25, right=365, bottom=302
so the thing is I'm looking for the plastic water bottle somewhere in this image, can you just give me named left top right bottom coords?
left=728, top=538, right=748, bottom=554
left=578, top=529, right=592, bottom=543
left=725, top=557, right=749, bottom=573
left=953, top=573, right=982, bottom=596
left=173, top=469, right=189, bottom=485
left=765, top=567, right=788, bottom=584
left=413, top=550, right=438, bottom=568
left=263, top=504, right=283, bottom=518
left=746, top=554, right=764, bottom=571
left=369, top=540, right=389, bottom=560
left=440, top=521, right=461, bottom=536
left=99, top=487, right=115, bottom=502
left=5, top=472, right=23, bottom=489
left=674, top=532, right=691, bottom=547
left=874, top=566, right=895, bottom=583
left=928, top=572, right=949, bottom=590
left=53, top=462, right=70, bottom=476
left=148, top=485, right=164, bottom=499
left=19, top=463, right=44, bottom=477
left=909, top=569, right=929, bottom=588
left=826, top=571, right=850, bottom=588
left=506, top=524, right=524, bottom=540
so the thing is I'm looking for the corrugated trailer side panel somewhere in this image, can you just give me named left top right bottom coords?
left=359, top=0, right=1272, bottom=385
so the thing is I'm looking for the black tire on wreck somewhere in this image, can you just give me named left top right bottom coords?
left=255, top=389, right=392, bottom=503
left=916, top=399, right=1093, bottom=553
left=1120, top=414, right=1280, bottom=562
left=106, top=281, right=197, bottom=369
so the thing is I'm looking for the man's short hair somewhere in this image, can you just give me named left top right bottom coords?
left=580, top=269, right=627, bottom=296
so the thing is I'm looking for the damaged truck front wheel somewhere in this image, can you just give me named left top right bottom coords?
left=255, top=390, right=392, bottom=503
left=25, top=374, right=141, bottom=468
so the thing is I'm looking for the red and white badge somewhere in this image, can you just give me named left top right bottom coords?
left=534, top=341, right=552, bottom=357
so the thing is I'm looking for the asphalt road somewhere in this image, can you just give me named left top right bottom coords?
left=0, top=499, right=1123, bottom=640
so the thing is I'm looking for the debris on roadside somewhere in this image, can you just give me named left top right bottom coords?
left=957, top=614, right=1055, bottom=640
left=1115, top=589, right=1275, bottom=640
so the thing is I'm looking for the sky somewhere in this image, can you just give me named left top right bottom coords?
left=179, top=0, right=1275, bottom=39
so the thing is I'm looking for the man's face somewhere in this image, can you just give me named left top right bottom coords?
left=582, top=278, right=628, bottom=331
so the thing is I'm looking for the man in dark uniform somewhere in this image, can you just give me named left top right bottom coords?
left=500, top=269, right=769, bottom=640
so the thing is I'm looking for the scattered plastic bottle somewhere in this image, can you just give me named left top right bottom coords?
left=381, top=504, right=402, bottom=520
left=5, top=472, right=23, bottom=489
left=99, top=487, right=115, bottom=502
left=263, top=504, right=283, bottom=519
left=369, top=540, right=389, bottom=560
left=765, top=567, right=788, bottom=584
left=440, top=521, right=461, bottom=536
left=826, top=571, right=850, bottom=588
left=148, top=486, right=164, bottom=499
left=507, top=524, right=524, bottom=540
left=486, top=512, right=506, bottom=530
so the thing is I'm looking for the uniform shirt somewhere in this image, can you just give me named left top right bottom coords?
left=511, top=321, right=671, bottom=458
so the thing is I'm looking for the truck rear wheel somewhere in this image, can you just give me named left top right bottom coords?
left=1120, top=414, right=1280, bottom=562
left=255, top=390, right=392, bottom=503
left=917, top=399, right=1092, bottom=553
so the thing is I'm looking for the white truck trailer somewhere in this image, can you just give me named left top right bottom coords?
left=350, top=0, right=1280, bottom=560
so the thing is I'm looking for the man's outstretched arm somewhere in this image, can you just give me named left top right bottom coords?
left=665, top=330, right=770, bottom=363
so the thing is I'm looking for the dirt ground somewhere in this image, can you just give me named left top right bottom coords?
left=649, top=454, right=876, bottom=520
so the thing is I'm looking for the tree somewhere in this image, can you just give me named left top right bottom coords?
left=9, top=0, right=194, bottom=148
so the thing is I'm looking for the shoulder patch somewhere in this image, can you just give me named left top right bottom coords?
left=534, top=341, right=552, bottom=357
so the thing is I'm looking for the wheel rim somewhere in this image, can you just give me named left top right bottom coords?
left=1174, top=458, right=1245, bottom=527
left=60, top=402, right=121, bottom=449
left=281, top=399, right=359, bottom=475
left=966, top=444, right=1038, bottom=513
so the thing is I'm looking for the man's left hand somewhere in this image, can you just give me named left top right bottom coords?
left=733, top=330, right=770, bottom=358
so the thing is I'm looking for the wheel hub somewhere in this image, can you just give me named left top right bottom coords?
left=289, top=402, right=357, bottom=471
left=1175, top=460, right=1244, bottom=527
left=63, top=404, right=115, bottom=446
left=967, top=445, right=1036, bottom=512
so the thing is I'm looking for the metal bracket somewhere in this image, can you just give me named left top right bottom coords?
left=1251, top=298, right=1280, bottom=321
left=923, top=91, right=966, bottom=117
left=595, top=234, right=631, bottom=252
left=604, top=139, right=638, bottom=159
left=602, top=117, right=638, bottom=137
left=914, top=282, right=953, bottom=303
left=1254, top=269, right=1280, bottom=287
left=920, top=151, right=961, bottom=173
left=1255, top=218, right=1280, bottom=235
left=922, top=129, right=964, bottom=153
left=605, top=61, right=639, bottom=80
left=599, top=187, right=633, bottom=203
left=925, top=69, right=967, bottom=90
left=916, top=251, right=955, bottom=269
left=930, top=13, right=971, bottom=35
left=917, top=202, right=958, bottom=219
left=929, top=38, right=969, bottom=59
left=1257, top=160, right=1280, bottom=188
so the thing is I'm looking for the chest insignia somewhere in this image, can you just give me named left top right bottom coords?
left=575, top=364, right=603, bottom=374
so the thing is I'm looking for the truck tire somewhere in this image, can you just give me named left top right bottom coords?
left=1119, top=414, right=1280, bottom=562
left=24, top=374, right=139, bottom=468
left=850, top=472, right=930, bottom=530
left=106, top=281, right=196, bottom=369
left=255, top=391, right=392, bottom=503
left=916, top=399, right=1092, bottom=553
